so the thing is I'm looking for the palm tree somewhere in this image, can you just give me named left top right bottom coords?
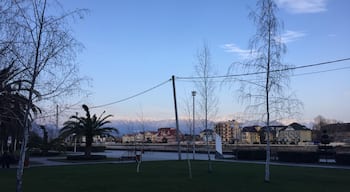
left=0, top=64, right=40, bottom=153
left=59, top=104, right=118, bottom=157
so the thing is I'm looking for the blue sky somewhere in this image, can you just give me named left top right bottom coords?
left=58, top=0, right=350, bottom=123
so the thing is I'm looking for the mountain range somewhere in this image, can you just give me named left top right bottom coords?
left=33, top=118, right=314, bottom=139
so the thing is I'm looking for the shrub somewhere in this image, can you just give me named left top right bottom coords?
left=335, top=154, right=350, bottom=165
left=66, top=146, right=106, bottom=152
left=29, top=151, right=61, bottom=157
left=66, top=155, right=107, bottom=161
left=236, top=150, right=266, bottom=160
left=9, top=154, right=19, bottom=164
left=277, top=151, right=318, bottom=163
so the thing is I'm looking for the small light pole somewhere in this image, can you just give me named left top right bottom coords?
left=192, top=91, right=196, bottom=160
left=73, top=133, right=77, bottom=153
left=74, top=112, right=78, bottom=153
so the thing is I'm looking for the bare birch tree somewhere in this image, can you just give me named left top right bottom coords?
left=181, top=93, right=193, bottom=178
left=135, top=108, right=146, bottom=173
left=195, top=41, right=218, bottom=173
left=3, top=1, right=87, bottom=191
left=182, top=94, right=193, bottom=138
left=181, top=92, right=197, bottom=159
left=237, top=0, right=301, bottom=182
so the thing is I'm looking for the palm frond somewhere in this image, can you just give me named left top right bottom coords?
left=59, top=104, right=118, bottom=143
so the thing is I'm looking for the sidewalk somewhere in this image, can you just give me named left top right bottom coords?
left=216, top=158, right=350, bottom=170
left=5, top=151, right=350, bottom=170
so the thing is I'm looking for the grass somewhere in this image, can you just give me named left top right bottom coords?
left=0, top=161, right=349, bottom=192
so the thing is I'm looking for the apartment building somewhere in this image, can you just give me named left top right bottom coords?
left=214, top=120, right=240, bottom=143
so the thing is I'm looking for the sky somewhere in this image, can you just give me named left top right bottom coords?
left=56, top=0, right=350, bottom=124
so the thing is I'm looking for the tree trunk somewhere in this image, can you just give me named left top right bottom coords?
left=205, top=131, right=212, bottom=173
left=265, top=118, right=271, bottom=182
left=186, top=142, right=192, bottom=179
left=17, top=2, right=45, bottom=190
left=13, top=138, right=17, bottom=152
left=16, top=125, right=29, bottom=192
left=85, top=136, right=92, bottom=158
left=264, top=18, right=272, bottom=182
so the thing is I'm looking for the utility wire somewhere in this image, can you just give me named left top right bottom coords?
left=292, top=66, right=350, bottom=77
left=176, top=66, right=350, bottom=83
left=10, top=79, right=171, bottom=119
left=88, top=78, right=172, bottom=109
left=22, top=58, right=350, bottom=114
left=35, top=64, right=350, bottom=117
left=176, top=57, right=350, bottom=80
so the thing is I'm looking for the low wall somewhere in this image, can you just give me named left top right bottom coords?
left=106, top=143, right=346, bottom=153
left=107, top=143, right=216, bottom=153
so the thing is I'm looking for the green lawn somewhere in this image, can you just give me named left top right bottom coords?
left=1, top=161, right=349, bottom=192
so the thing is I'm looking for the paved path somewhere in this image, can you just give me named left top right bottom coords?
left=6, top=151, right=350, bottom=170
left=217, top=159, right=350, bottom=170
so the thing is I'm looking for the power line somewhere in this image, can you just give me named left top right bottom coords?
left=88, top=78, right=172, bottom=109
left=176, top=66, right=350, bottom=83
left=2, top=79, right=172, bottom=119
left=289, top=58, right=350, bottom=70
left=176, top=57, right=350, bottom=80
left=61, top=57, right=350, bottom=110
left=292, top=66, right=350, bottom=77
left=17, top=58, right=350, bottom=115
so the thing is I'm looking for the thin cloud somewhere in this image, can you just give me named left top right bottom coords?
left=223, top=30, right=304, bottom=58
left=222, top=43, right=253, bottom=59
left=275, top=0, right=327, bottom=14
left=280, top=30, right=306, bottom=43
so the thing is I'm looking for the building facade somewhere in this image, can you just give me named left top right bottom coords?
left=214, top=120, right=240, bottom=144
left=241, top=126, right=261, bottom=144
left=122, top=131, right=158, bottom=143
left=320, top=123, right=350, bottom=143
left=156, top=127, right=182, bottom=143
left=200, top=129, right=215, bottom=143
left=278, top=123, right=312, bottom=144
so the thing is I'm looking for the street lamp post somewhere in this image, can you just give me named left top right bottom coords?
left=192, top=91, right=196, bottom=160
left=74, top=112, right=78, bottom=153
left=72, top=133, right=77, bottom=153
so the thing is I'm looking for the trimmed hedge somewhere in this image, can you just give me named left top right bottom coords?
left=66, top=155, right=107, bottom=160
left=66, top=146, right=106, bottom=152
left=236, top=150, right=266, bottom=160
left=335, top=154, right=350, bottom=165
left=277, top=151, right=318, bottom=163
left=29, top=151, right=61, bottom=157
